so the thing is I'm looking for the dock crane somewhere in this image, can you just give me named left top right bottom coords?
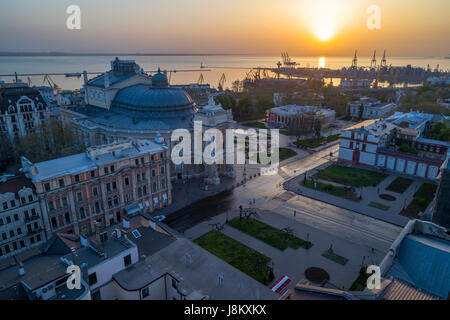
left=351, top=50, right=358, bottom=69
left=370, top=50, right=377, bottom=68
left=43, top=74, right=60, bottom=91
left=380, top=50, right=387, bottom=68
left=218, top=73, right=226, bottom=91
left=197, top=73, right=205, bottom=85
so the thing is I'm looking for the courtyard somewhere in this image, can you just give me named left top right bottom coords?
left=284, top=162, right=438, bottom=226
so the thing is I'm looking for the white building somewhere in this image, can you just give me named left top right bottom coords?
left=348, top=97, right=396, bottom=119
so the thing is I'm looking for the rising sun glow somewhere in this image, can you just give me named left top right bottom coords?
left=318, top=57, right=326, bottom=68
left=300, top=0, right=351, bottom=43
left=316, top=27, right=334, bottom=42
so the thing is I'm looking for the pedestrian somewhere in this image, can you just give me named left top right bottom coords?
left=329, top=243, right=333, bottom=252
left=294, top=210, right=296, bottom=217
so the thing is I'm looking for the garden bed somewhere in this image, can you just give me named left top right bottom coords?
left=369, top=202, right=390, bottom=211
left=314, top=164, right=388, bottom=187
left=386, top=177, right=414, bottom=194
left=322, top=249, right=349, bottom=266
left=402, top=183, right=437, bottom=219
left=194, top=230, right=274, bottom=284
left=227, top=217, right=312, bottom=250
left=302, top=180, right=360, bottom=202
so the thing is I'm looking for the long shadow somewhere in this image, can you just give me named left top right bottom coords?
left=165, top=189, right=236, bottom=232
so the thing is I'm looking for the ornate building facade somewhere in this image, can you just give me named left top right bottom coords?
left=21, top=139, right=171, bottom=238
left=61, top=58, right=234, bottom=184
left=0, top=82, right=50, bottom=142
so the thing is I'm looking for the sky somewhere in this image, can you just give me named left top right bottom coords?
left=0, top=0, right=449, bottom=56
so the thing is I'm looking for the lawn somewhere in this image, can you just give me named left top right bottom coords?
left=278, top=148, right=297, bottom=161
left=314, top=164, right=388, bottom=187
left=227, top=217, right=312, bottom=250
left=386, top=177, right=414, bottom=194
left=322, top=249, right=349, bottom=266
left=294, top=134, right=340, bottom=149
left=243, top=122, right=267, bottom=129
left=349, top=267, right=369, bottom=291
left=302, top=180, right=360, bottom=202
left=369, top=202, right=390, bottom=211
left=194, top=230, right=274, bottom=285
left=402, top=183, right=437, bottom=219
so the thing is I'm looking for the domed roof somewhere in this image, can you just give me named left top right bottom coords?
left=112, top=84, right=195, bottom=113
left=151, top=70, right=169, bottom=88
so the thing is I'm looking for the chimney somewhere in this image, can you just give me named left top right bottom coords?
left=18, top=261, right=25, bottom=276
left=104, top=71, right=110, bottom=88
left=71, top=248, right=78, bottom=266
left=122, top=217, right=130, bottom=229
left=95, top=222, right=102, bottom=247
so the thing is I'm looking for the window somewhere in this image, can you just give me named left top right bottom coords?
left=152, top=182, right=157, bottom=193
left=20, top=240, right=25, bottom=248
left=65, top=212, right=71, bottom=223
left=21, top=197, right=26, bottom=204
left=135, top=159, right=139, bottom=165
left=95, top=202, right=100, bottom=213
left=161, top=166, right=165, bottom=175
left=36, top=234, right=41, bottom=242
left=90, top=170, right=95, bottom=178
left=104, top=167, right=109, bottom=175
left=79, top=207, right=86, bottom=219
left=152, top=169, right=156, bottom=177
left=0, top=218, right=3, bottom=225
left=125, top=177, right=129, bottom=186
left=2, top=233, right=7, bottom=240
left=12, top=242, right=18, bottom=251
left=142, top=287, right=149, bottom=299
left=48, top=201, right=55, bottom=211
left=124, top=254, right=132, bottom=267
left=112, top=181, right=117, bottom=190
left=141, top=157, right=144, bottom=164
left=6, top=216, right=11, bottom=224
left=93, top=187, right=98, bottom=197
left=172, top=278, right=177, bottom=289
left=142, top=172, right=146, bottom=180
left=28, top=195, right=33, bottom=202
left=13, top=214, right=19, bottom=221
left=77, top=192, right=83, bottom=202
left=10, top=200, right=16, bottom=208
left=88, top=272, right=98, bottom=285
left=74, top=175, right=80, bottom=182
left=44, top=183, right=51, bottom=192
left=31, top=208, right=36, bottom=216
left=110, top=165, right=115, bottom=173
left=59, top=179, right=65, bottom=187
left=106, top=183, right=111, bottom=192
left=51, top=217, right=57, bottom=229
left=10, top=230, right=15, bottom=238
left=17, top=228, right=22, bottom=235
left=62, top=197, right=68, bottom=207
left=137, top=174, right=141, bottom=182
left=143, top=186, right=147, bottom=195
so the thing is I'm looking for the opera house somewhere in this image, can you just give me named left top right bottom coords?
left=62, top=58, right=235, bottom=184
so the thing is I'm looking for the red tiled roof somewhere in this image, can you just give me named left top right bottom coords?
left=0, top=175, right=35, bottom=197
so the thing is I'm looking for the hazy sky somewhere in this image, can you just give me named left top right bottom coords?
left=0, top=0, right=449, bottom=56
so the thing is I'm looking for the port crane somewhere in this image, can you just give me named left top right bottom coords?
left=351, top=50, right=358, bottom=69
left=197, top=73, right=205, bottom=85
left=43, top=74, right=60, bottom=90
left=218, top=73, right=226, bottom=91
left=380, top=50, right=387, bottom=68
left=281, top=52, right=297, bottom=68
left=370, top=50, right=377, bottom=68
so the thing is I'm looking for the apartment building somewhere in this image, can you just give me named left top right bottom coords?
left=21, top=139, right=172, bottom=238
left=0, top=175, right=46, bottom=260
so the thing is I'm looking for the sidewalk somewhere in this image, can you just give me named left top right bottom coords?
left=185, top=209, right=385, bottom=291
left=283, top=164, right=412, bottom=227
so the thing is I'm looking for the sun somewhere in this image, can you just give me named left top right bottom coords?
left=316, top=26, right=334, bottom=42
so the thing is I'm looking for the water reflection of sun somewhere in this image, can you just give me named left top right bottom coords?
left=318, top=57, right=326, bottom=68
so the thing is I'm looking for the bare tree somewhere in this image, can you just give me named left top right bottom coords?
left=281, top=227, right=296, bottom=243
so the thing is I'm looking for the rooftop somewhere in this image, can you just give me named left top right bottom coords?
left=113, top=236, right=278, bottom=300
left=26, top=139, right=165, bottom=182
left=270, top=105, right=335, bottom=116
left=0, top=174, right=35, bottom=196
